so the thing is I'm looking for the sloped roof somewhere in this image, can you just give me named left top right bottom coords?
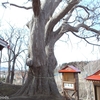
left=59, top=65, right=81, bottom=73
left=0, top=38, right=9, bottom=50
left=86, top=70, right=100, bottom=81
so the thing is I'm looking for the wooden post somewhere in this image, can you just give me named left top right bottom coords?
left=75, top=73, right=79, bottom=100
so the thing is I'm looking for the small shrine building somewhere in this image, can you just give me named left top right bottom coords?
left=86, top=70, right=100, bottom=100
left=59, top=65, right=81, bottom=100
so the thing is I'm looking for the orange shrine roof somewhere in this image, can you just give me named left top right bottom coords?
left=59, top=65, right=81, bottom=73
left=86, top=70, right=100, bottom=81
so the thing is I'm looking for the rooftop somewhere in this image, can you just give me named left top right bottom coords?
left=0, top=38, right=9, bottom=50
left=86, top=70, right=100, bottom=81
left=59, top=65, right=81, bottom=73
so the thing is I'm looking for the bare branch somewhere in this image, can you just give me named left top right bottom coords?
left=72, top=32, right=100, bottom=46
left=2, top=2, right=32, bottom=10
left=32, top=0, right=41, bottom=17
left=42, top=0, right=62, bottom=24
left=49, top=0, right=79, bottom=29
left=45, top=0, right=79, bottom=45
left=76, top=23, right=100, bottom=35
left=2, top=49, right=28, bottom=63
left=62, top=22, right=100, bottom=36
left=75, top=5, right=92, bottom=18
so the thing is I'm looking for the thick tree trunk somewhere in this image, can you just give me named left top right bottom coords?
left=9, top=1, right=66, bottom=99
left=11, top=32, right=62, bottom=98
left=11, top=66, right=63, bottom=99
left=10, top=17, right=64, bottom=99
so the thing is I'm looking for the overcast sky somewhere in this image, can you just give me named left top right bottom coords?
left=0, top=0, right=100, bottom=66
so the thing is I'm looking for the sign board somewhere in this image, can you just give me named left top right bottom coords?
left=64, top=83, right=74, bottom=90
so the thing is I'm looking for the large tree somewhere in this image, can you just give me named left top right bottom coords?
left=2, top=0, right=100, bottom=100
